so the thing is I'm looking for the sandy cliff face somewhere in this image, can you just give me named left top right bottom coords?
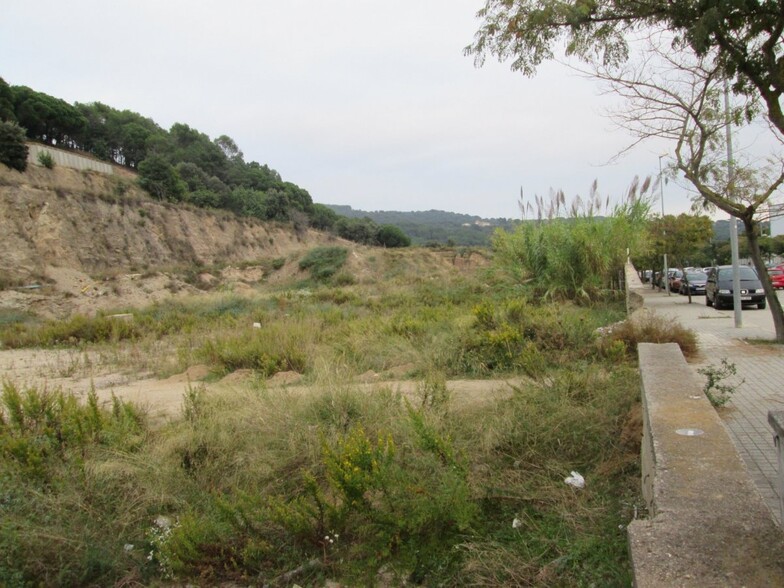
left=0, top=163, right=489, bottom=319
left=0, top=164, right=334, bottom=280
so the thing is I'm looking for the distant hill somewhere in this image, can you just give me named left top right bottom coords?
left=712, top=219, right=771, bottom=241
left=713, top=219, right=743, bottom=241
left=324, top=207, right=766, bottom=247
left=326, top=205, right=518, bottom=246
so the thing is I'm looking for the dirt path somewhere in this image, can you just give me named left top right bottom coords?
left=0, top=348, right=525, bottom=421
left=0, top=347, right=199, bottom=420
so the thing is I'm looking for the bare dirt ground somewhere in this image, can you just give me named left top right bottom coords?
left=0, top=263, right=284, bottom=319
left=0, top=347, right=197, bottom=420
left=0, top=247, right=498, bottom=421
left=1, top=162, right=499, bottom=422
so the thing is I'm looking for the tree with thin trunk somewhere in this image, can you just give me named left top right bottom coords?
left=465, top=0, right=784, bottom=135
left=586, top=34, right=784, bottom=339
left=466, top=4, right=784, bottom=340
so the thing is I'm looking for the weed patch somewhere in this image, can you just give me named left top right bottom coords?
left=0, top=251, right=642, bottom=585
left=596, top=310, right=698, bottom=358
left=198, top=321, right=312, bottom=376
left=299, top=246, right=348, bottom=281
left=1, top=313, right=140, bottom=348
left=698, top=359, right=744, bottom=407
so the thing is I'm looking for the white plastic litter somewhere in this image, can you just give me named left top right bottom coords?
left=564, top=471, right=585, bottom=489
left=512, top=518, right=522, bottom=529
left=253, top=322, right=261, bottom=329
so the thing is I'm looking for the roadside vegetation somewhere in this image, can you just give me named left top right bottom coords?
left=0, top=192, right=688, bottom=585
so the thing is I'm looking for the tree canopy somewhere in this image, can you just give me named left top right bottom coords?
left=642, top=213, right=714, bottom=269
left=466, top=0, right=784, bottom=134
left=0, top=77, right=15, bottom=122
left=468, top=1, right=784, bottom=339
left=0, top=120, right=28, bottom=172
left=12, top=85, right=86, bottom=148
left=0, top=78, right=415, bottom=249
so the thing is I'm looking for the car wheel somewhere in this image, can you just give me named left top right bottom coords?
left=714, top=296, right=724, bottom=310
left=758, top=300, right=767, bottom=310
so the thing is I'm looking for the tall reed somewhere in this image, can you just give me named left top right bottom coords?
left=494, top=179, right=653, bottom=301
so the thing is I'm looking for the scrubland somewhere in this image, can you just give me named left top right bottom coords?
left=0, top=245, right=678, bottom=587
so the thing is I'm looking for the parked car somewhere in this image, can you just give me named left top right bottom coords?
left=769, top=268, right=784, bottom=290
left=679, top=271, right=708, bottom=295
left=705, top=265, right=766, bottom=310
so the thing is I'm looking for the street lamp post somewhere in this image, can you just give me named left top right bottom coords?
left=659, top=155, right=670, bottom=296
left=724, top=79, right=742, bottom=327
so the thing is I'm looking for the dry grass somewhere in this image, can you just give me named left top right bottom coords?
left=597, top=309, right=698, bottom=358
left=0, top=249, right=643, bottom=586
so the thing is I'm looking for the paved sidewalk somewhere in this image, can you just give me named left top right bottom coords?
left=639, top=285, right=784, bottom=524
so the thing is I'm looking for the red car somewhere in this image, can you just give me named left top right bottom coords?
left=769, top=268, right=784, bottom=289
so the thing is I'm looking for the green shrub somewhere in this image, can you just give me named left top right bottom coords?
left=1, top=313, right=140, bottom=348
left=331, top=271, right=356, bottom=286
left=0, top=383, right=150, bottom=585
left=299, top=247, right=348, bottom=281
left=0, top=309, right=32, bottom=326
left=166, top=409, right=477, bottom=582
left=452, top=298, right=610, bottom=375
left=698, top=359, right=743, bottom=407
left=0, top=121, right=28, bottom=172
left=138, top=154, right=187, bottom=201
left=37, top=149, right=55, bottom=169
left=376, top=224, right=411, bottom=248
left=199, top=323, right=310, bottom=375
left=313, top=287, right=358, bottom=305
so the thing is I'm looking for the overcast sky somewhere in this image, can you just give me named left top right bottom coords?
left=0, top=0, right=752, bottom=219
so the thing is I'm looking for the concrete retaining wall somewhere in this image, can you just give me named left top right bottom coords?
left=27, top=143, right=114, bottom=175
left=625, top=263, right=784, bottom=586
left=625, top=262, right=646, bottom=315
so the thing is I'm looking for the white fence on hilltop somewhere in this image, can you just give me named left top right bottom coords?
left=27, top=143, right=114, bottom=175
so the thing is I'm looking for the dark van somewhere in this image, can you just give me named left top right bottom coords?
left=705, top=265, right=766, bottom=310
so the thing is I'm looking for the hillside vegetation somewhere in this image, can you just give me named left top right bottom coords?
left=0, top=246, right=645, bottom=586
left=0, top=76, right=682, bottom=587
left=328, top=205, right=518, bottom=246
left=0, top=177, right=676, bottom=585
left=0, top=77, right=410, bottom=248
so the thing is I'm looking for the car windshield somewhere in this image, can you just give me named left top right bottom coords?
left=685, top=272, right=706, bottom=281
left=718, top=267, right=758, bottom=280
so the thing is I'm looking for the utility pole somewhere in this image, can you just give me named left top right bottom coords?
left=659, top=155, right=670, bottom=295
